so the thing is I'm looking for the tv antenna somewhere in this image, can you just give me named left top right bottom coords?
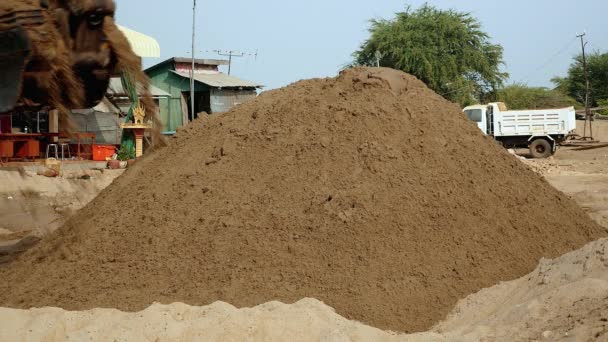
left=212, top=50, right=258, bottom=75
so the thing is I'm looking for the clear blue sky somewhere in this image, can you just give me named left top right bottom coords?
left=115, top=0, right=608, bottom=90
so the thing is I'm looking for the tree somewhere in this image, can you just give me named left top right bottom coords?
left=352, top=4, right=507, bottom=105
left=552, top=51, right=608, bottom=107
left=598, top=99, right=608, bottom=116
left=497, top=84, right=579, bottom=110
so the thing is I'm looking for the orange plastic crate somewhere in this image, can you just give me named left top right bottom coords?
left=92, top=144, right=116, bottom=161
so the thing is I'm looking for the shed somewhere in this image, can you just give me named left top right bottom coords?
left=106, top=78, right=171, bottom=99
left=70, top=78, right=171, bottom=144
left=145, top=57, right=263, bottom=133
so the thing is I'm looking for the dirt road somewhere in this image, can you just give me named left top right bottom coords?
left=545, top=155, right=608, bottom=229
left=522, top=120, right=608, bottom=230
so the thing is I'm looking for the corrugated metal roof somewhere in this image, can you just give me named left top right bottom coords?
left=172, top=71, right=263, bottom=89
left=172, top=57, right=229, bottom=66
left=117, top=25, right=160, bottom=58
left=107, top=78, right=171, bottom=97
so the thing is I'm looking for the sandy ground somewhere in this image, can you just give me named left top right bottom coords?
left=0, top=238, right=606, bottom=342
left=545, top=157, right=608, bottom=229
left=0, top=168, right=124, bottom=235
left=518, top=120, right=608, bottom=230
left=0, top=168, right=124, bottom=264
left=433, top=237, right=608, bottom=341
left=1, top=121, right=608, bottom=341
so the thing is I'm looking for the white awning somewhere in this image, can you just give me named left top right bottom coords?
left=117, top=25, right=160, bottom=58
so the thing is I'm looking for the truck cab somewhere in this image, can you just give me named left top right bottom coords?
left=463, top=104, right=487, bottom=134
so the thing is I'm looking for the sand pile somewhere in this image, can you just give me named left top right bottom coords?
left=0, top=67, right=604, bottom=332
left=0, top=299, right=416, bottom=342
left=433, top=237, right=608, bottom=341
left=3, top=238, right=607, bottom=342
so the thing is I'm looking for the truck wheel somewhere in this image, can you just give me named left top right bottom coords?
left=529, top=139, right=552, bottom=159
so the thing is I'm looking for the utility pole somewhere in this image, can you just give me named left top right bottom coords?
left=577, top=33, right=593, bottom=140
left=190, top=0, right=197, bottom=122
left=215, top=50, right=245, bottom=75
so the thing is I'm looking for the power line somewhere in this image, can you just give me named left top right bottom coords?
left=438, top=83, right=474, bottom=97
left=519, top=36, right=578, bottom=83
left=439, top=36, right=582, bottom=100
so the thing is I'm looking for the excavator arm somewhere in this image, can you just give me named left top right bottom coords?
left=0, top=0, right=118, bottom=113
left=0, top=7, right=37, bottom=112
left=0, top=0, right=163, bottom=147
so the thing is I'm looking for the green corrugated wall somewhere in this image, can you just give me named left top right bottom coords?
left=146, top=64, right=209, bottom=132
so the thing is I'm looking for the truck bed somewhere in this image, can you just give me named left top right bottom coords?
left=494, top=107, right=575, bottom=137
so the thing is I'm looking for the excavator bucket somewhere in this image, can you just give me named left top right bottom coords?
left=0, top=0, right=132, bottom=115
left=0, top=23, right=31, bottom=112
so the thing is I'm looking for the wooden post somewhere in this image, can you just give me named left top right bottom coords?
left=49, top=110, right=59, bottom=142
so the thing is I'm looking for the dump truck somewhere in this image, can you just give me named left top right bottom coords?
left=463, top=102, right=576, bottom=158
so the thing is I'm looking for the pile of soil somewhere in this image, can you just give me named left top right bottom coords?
left=433, top=238, right=608, bottom=341
left=4, top=239, right=607, bottom=341
left=0, top=68, right=603, bottom=333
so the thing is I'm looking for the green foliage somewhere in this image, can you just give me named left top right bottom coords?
left=117, top=143, right=136, bottom=161
left=352, top=3, right=507, bottom=105
left=552, top=51, right=608, bottom=106
left=598, top=99, right=608, bottom=116
left=497, top=84, right=579, bottom=110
